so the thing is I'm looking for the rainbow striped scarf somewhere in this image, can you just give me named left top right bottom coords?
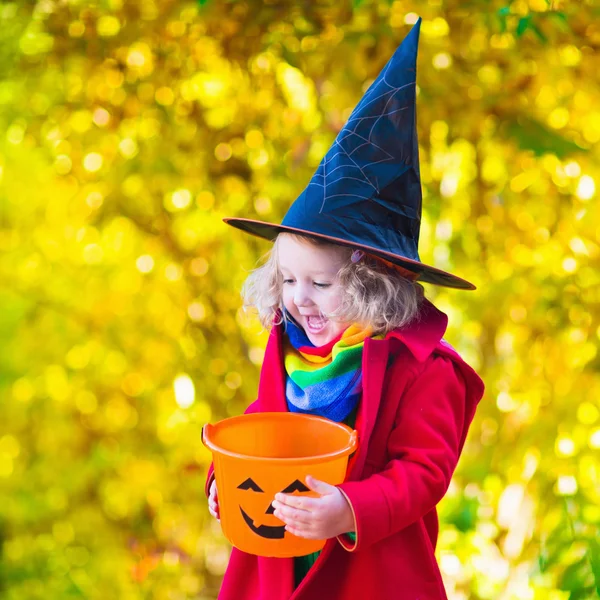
left=283, top=318, right=382, bottom=422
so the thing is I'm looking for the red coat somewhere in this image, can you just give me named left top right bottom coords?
left=205, top=300, right=484, bottom=599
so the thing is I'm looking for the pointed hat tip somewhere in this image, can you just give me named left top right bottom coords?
left=407, top=15, right=422, bottom=36
left=389, top=15, right=421, bottom=68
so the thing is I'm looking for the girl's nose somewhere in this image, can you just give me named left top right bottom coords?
left=293, top=284, right=312, bottom=307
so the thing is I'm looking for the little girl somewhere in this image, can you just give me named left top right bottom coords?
left=206, top=18, right=484, bottom=600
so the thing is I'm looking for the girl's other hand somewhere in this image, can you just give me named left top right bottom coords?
left=208, top=480, right=220, bottom=521
left=271, top=475, right=355, bottom=540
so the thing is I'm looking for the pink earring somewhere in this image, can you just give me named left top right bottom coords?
left=351, top=250, right=365, bottom=263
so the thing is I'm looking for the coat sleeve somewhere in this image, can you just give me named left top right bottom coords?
left=204, top=399, right=261, bottom=497
left=336, top=354, right=478, bottom=551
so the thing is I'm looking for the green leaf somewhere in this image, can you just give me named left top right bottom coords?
left=516, top=15, right=532, bottom=37
left=502, top=115, right=587, bottom=159
left=497, top=13, right=508, bottom=33
left=589, top=539, right=600, bottom=595
left=568, top=588, right=594, bottom=600
left=549, top=11, right=571, bottom=32
left=560, top=559, right=589, bottom=592
left=530, top=22, right=548, bottom=44
left=281, top=46, right=301, bottom=69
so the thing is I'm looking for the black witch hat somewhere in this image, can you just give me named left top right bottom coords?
left=224, top=18, right=475, bottom=290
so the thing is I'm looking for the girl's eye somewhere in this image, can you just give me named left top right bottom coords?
left=282, top=279, right=294, bottom=284
left=314, top=282, right=331, bottom=289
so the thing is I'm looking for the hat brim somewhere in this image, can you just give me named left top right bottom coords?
left=224, top=217, right=476, bottom=291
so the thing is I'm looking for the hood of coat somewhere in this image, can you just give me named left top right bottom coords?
left=385, top=298, right=484, bottom=404
left=384, top=298, right=448, bottom=363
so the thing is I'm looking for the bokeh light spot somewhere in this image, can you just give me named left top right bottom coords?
left=188, top=301, right=206, bottom=322
left=85, top=191, right=104, bottom=209
left=155, top=86, right=175, bottom=106
left=576, top=175, right=595, bottom=200
left=433, top=53, right=452, bottom=69
left=165, top=263, right=182, bottom=281
left=577, top=402, right=599, bottom=425
left=254, top=196, right=272, bottom=215
left=555, top=475, right=577, bottom=496
left=55, top=154, right=72, bottom=175
left=562, top=257, right=577, bottom=273
left=422, top=17, right=449, bottom=38
left=171, top=189, right=192, bottom=210
left=174, top=374, right=195, bottom=409
left=118, top=138, right=138, bottom=158
left=127, top=49, right=146, bottom=68
left=136, top=255, right=155, bottom=273
left=190, top=257, right=209, bottom=276
left=122, top=174, right=143, bottom=197
left=93, top=108, right=111, bottom=127
left=68, top=21, right=85, bottom=37
left=196, top=191, right=215, bottom=210
left=497, top=391, right=518, bottom=412
left=440, top=553, right=462, bottom=577
left=559, top=45, right=581, bottom=66
left=97, top=16, right=121, bottom=37
left=121, top=373, right=145, bottom=398
left=83, top=153, right=103, bottom=173
left=245, top=129, right=264, bottom=149
left=548, top=107, right=569, bottom=129
left=7, top=124, right=25, bottom=144
left=564, top=161, right=581, bottom=177
left=555, top=437, right=575, bottom=457
left=215, top=143, right=232, bottom=161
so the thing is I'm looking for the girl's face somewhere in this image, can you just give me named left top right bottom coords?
left=278, top=234, right=350, bottom=347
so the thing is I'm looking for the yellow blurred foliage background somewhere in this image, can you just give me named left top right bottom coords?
left=1, top=0, right=599, bottom=598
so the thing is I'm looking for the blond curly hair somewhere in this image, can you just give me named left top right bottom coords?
left=242, top=233, right=424, bottom=336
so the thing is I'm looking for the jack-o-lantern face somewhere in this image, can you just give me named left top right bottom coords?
left=237, top=477, right=310, bottom=539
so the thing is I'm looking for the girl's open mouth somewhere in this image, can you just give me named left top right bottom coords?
left=305, top=315, right=327, bottom=333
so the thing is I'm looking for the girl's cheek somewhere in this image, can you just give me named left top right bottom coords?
left=282, top=291, right=294, bottom=310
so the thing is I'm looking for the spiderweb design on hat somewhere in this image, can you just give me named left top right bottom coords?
left=307, top=62, right=417, bottom=221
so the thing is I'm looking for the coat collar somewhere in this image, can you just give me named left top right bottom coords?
left=385, top=298, right=448, bottom=363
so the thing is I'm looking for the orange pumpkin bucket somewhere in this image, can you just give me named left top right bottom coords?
left=202, top=412, right=358, bottom=558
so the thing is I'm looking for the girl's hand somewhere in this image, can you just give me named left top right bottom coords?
left=208, top=480, right=220, bottom=521
left=271, top=475, right=355, bottom=540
